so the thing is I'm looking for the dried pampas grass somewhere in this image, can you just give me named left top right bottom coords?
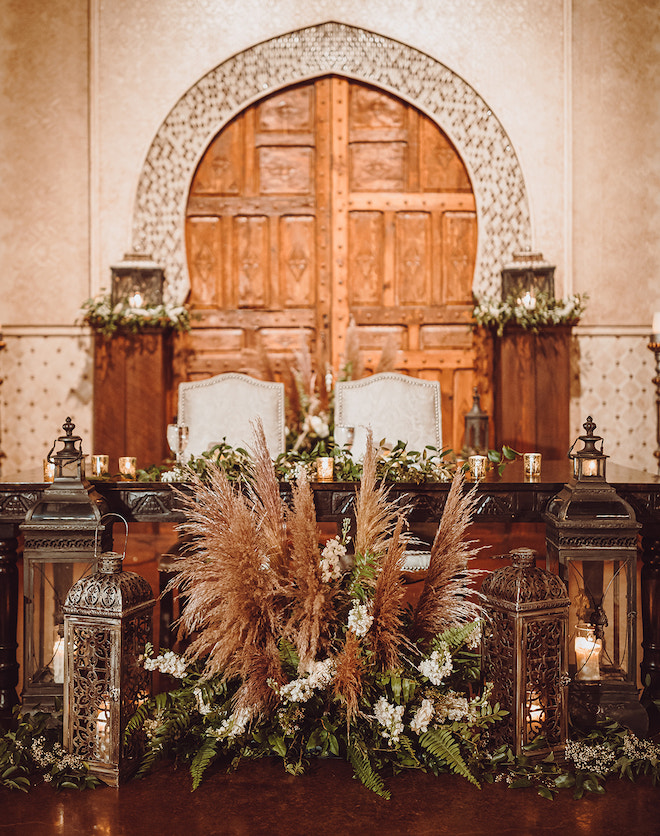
left=410, top=469, right=483, bottom=643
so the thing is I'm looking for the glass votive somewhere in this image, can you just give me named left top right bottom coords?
left=118, top=456, right=137, bottom=479
left=91, top=454, right=110, bottom=477
left=316, top=456, right=334, bottom=482
left=468, top=454, right=487, bottom=482
left=43, top=459, right=55, bottom=482
left=523, top=452, right=542, bottom=480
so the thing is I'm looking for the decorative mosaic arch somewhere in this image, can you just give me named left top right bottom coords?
left=131, top=21, right=531, bottom=305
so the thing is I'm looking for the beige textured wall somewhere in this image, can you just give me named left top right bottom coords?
left=0, top=1, right=658, bottom=474
left=572, top=0, right=660, bottom=325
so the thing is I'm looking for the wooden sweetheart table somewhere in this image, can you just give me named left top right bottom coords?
left=1, top=460, right=659, bottom=726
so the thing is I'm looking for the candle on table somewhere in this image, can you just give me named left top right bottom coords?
left=118, top=457, right=137, bottom=479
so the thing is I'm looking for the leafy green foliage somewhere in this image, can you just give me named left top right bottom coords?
left=472, top=291, right=587, bottom=336
left=0, top=706, right=99, bottom=792
left=419, top=727, right=480, bottom=787
left=80, top=293, right=190, bottom=337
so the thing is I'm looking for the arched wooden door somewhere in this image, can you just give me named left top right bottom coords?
left=182, top=77, right=479, bottom=451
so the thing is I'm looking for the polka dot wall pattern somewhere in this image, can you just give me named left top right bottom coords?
left=1, top=335, right=94, bottom=478
left=571, top=334, right=657, bottom=474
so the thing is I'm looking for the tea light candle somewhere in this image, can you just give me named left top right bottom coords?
left=468, top=455, right=487, bottom=482
left=91, top=454, right=110, bottom=477
left=523, top=452, right=542, bottom=479
left=316, top=457, right=334, bottom=482
left=128, top=292, right=143, bottom=308
left=118, top=456, right=137, bottom=479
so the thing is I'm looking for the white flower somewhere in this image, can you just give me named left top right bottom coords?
left=347, top=601, right=373, bottom=637
left=373, top=696, right=405, bottom=745
left=143, top=650, right=187, bottom=678
left=434, top=691, right=473, bottom=723
left=277, top=658, right=336, bottom=704
left=410, top=698, right=435, bottom=735
left=418, top=645, right=453, bottom=685
left=320, top=536, right=346, bottom=582
left=308, top=414, right=329, bottom=438
left=210, top=707, right=252, bottom=740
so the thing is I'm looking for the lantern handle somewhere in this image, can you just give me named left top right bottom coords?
left=94, top=512, right=130, bottom=561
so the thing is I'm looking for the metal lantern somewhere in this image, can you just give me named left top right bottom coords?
left=482, top=547, right=570, bottom=756
left=500, top=249, right=555, bottom=306
left=544, top=416, right=647, bottom=735
left=464, top=386, right=489, bottom=454
left=21, top=418, right=109, bottom=710
left=63, top=531, right=155, bottom=787
left=110, top=251, right=164, bottom=308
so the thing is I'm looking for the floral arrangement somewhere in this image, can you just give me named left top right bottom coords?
left=125, top=425, right=504, bottom=797
left=472, top=292, right=587, bottom=336
left=79, top=293, right=190, bottom=337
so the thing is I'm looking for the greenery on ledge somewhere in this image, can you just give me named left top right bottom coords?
left=136, top=439, right=520, bottom=486
left=472, top=292, right=587, bottom=337
left=79, top=293, right=190, bottom=337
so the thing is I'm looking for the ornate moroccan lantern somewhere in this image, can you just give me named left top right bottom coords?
left=544, top=416, right=647, bottom=735
left=464, top=386, right=489, bottom=454
left=482, top=548, right=570, bottom=756
left=110, top=251, right=164, bottom=308
left=21, top=418, right=109, bottom=710
left=500, top=249, right=555, bottom=306
left=63, top=521, right=155, bottom=786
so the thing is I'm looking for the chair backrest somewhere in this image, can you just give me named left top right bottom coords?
left=178, top=373, right=285, bottom=458
left=334, top=372, right=442, bottom=459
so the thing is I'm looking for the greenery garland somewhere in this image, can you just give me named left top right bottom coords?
left=472, top=292, right=587, bottom=337
left=79, top=293, right=190, bottom=337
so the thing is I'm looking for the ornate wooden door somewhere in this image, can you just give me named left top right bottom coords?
left=183, top=77, right=479, bottom=451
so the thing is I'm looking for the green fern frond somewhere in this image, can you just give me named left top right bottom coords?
left=347, top=743, right=391, bottom=799
left=278, top=637, right=300, bottom=673
left=190, top=736, right=219, bottom=791
left=419, top=727, right=480, bottom=787
left=432, top=621, right=480, bottom=652
left=124, top=702, right=150, bottom=741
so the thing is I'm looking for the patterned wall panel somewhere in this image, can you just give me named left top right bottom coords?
left=571, top=333, right=657, bottom=474
left=1, top=334, right=94, bottom=478
left=130, top=22, right=532, bottom=306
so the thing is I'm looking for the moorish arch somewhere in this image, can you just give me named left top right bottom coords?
left=130, top=21, right=531, bottom=306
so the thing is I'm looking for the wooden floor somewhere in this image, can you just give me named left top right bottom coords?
left=2, top=756, right=659, bottom=836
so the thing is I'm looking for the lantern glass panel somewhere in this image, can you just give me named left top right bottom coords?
left=562, top=556, right=635, bottom=683
left=24, top=557, right=95, bottom=697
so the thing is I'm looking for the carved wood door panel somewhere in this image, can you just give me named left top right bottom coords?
left=183, top=77, right=479, bottom=451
